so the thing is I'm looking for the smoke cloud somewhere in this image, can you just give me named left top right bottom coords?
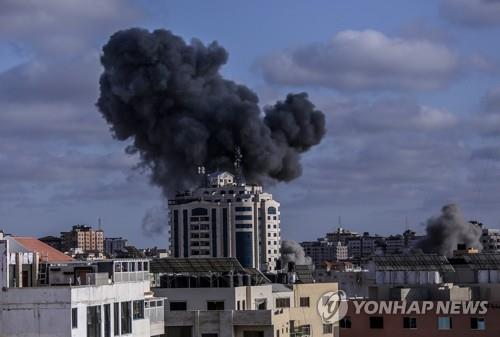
left=281, top=240, right=312, bottom=265
left=417, top=204, right=482, bottom=257
left=97, top=28, right=326, bottom=196
left=141, top=205, right=169, bottom=237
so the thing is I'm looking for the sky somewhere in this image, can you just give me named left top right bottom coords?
left=1, top=0, right=500, bottom=248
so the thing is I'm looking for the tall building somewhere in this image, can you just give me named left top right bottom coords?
left=61, top=225, right=104, bottom=253
left=169, top=170, right=281, bottom=272
left=104, top=237, right=128, bottom=256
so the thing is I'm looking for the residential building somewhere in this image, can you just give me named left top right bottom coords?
left=61, top=224, right=104, bottom=253
left=481, top=228, right=500, bottom=252
left=151, top=257, right=341, bottom=337
left=105, top=237, right=128, bottom=256
left=169, top=170, right=281, bottom=272
left=0, top=232, right=164, bottom=337
left=301, top=240, right=348, bottom=266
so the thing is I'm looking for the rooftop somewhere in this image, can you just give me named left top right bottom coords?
left=12, top=237, right=73, bottom=262
left=372, top=254, right=454, bottom=272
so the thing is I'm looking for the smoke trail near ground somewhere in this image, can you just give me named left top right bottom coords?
left=417, top=204, right=482, bottom=257
left=97, top=28, right=326, bottom=197
left=281, top=240, right=312, bottom=265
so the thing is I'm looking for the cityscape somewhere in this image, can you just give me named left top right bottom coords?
left=2, top=1, right=500, bottom=337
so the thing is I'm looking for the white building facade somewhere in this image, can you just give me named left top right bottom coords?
left=169, top=171, right=281, bottom=272
left=0, top=235, right=164, bottom=337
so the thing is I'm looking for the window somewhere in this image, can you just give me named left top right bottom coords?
left=242, top=300, right=246, bottom=310
left=235, top=215, right=252, bottom=221
left=237, top=301, right=241, bottom=310
left=276, top=330, right=280, bottom=337
left=438, top=317, right=452, bottom=330
left=114, top=303, right=119, bottom=336
left=104, top=304, right=111, bottom=337
left=268, top=207, right=277, bottom=214
left=202, top=334, right=218, bottom=337
left=235, top=206, right=252, bottom=212
left=339, top=317, right=351, bottom=329
left=121, top=302, right=132, bottom=335
left=236, top=223, right=253, bottom=229
left=133, top=300, right=144, bottom=320
left=207, top=301, right=224, bottom=310
left=72, top=308, right=78, bottom=329
left=170, top=301, right=187, bottom=311
left=369, top=316, right=384, bottom=329
left=87, top=305, right=102, bottom=337
left=403, top=317, right=417, bottom=329
left=471, top=317, right=486, bottom=330
left=323, top=324, right=333, bottom=334
left=299, top=325, right=310, bottom=335
left=256, top=298, right=267, bottom=310
left=276, top=298, right=290, bottom=308
left=192, top=208, right=208, bottom=216
left=299, top=297, right=310, bottom=307
left=244, top=332, right=264, bottom=337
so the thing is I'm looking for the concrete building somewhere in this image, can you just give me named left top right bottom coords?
left=61, top=224, right=104, bottom=253
left=151, top=257, right=341, bottom=337
left=338, top=253, right=500, bottom=336
left=0, top=232, right=164, bottom=337
left=481, top=228, right=500, bottom=252
left=301, top=240, right=348, bottom=266
left=169, top=171, right=281, bottom=272
left=105, top=237, right=128, bottom=256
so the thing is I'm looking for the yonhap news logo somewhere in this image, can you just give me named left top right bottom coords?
left=352, top=300, right=488, bottom=315
left=317, top=290, right=348, bottom=324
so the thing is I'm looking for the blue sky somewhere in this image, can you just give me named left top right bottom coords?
left=1, top=0, right=500, bottom=247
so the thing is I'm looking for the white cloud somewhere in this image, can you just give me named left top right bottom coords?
left=260, top=30, right=459, bottom=91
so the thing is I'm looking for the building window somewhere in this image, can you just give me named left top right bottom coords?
left=255, top=298, right=267, bottom=310
left=235, top=215, right=252, bottom=221
left=192, top=208, right=208, bottom=216
left=369, top=316, right=384, bottom=329
left=72, top=308, right=78, bottom=329
left=235, top=206, right=252, bottom=212
left=207, top=301, right=225, bottom=310
left=323, top=324, right=333, bottom=334
left=403, top=317, right=417, bottom=329
left=276, top=330, right=280, bottom=337
left=114, top=303, right=119, bottom=336
left=299, top=297, right=310, bottom=307
left=471, top=317, right=486, bottom=330
left=121, top=302, right=132, bottom=335
left=339, top=316, right=351, bottom=329
left=298, top=325, right=310, bottom=335
left=438, top=317, right=452, bottom=330
left=276, top=298, right=290, bottom=308
left=202, top=334, right=218, bottom=337
left=87, top=305, right=102, bottom=337
left=237, top=301, right=241, bottom=310
left=170, top=301, right=187, bottom=311
left=268, top=207, right=277, bottom=214
left=133, top=300, right=144, bottom=320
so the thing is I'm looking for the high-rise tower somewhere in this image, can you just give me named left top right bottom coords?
left=168, top=170, right=281, bottom=272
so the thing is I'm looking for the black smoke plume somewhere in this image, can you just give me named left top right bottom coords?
left=417, top=204, right=482, bottom=257
left=97, top=28, right=326, bottom=196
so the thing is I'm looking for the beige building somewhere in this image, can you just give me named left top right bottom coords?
left=151, top=258, right=341, bottom=337
left=61, top=224, right=104, bottom=253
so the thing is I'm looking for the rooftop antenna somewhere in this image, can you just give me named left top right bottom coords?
left=234, top=147, right=244, bottom=185
left=197, top=165, right=206, bottom=187
left=98, top=218, right=102, bottom=231
left=404, top=216, right=409, bottom=232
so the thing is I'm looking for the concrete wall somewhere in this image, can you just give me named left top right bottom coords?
left=0, top=287, right=72, bottom=337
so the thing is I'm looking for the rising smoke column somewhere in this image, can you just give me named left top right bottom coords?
left=97, top=28, right=326, bottom=196
left=280, top=240, right=312, bottom=266
left=417, top=204, right=482, bottom=257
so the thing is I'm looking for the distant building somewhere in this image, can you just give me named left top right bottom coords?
left=169, top=170, right=281, bottom=272
left=61, top=225, right=104, bottom=253
left=481, top=228, right=500, bottom=252
left=104, top=237, right=128, bottom=256
left=39, top=235, right=63, bottom=252
left=301, top=240, right=348, bottom=266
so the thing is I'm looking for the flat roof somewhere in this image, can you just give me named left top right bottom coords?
left=372, top=254, right=454, bottom=272
left=150, top=257, right=247, bottom=274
